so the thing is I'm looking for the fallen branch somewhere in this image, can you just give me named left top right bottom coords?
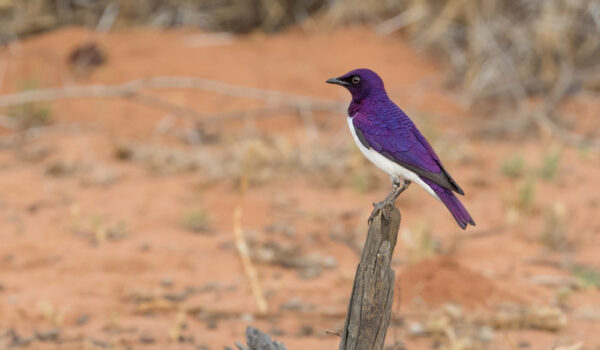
left=532, top=104, right=600, bottom=151
left=0, top=123, right=100, bottom=148
left=129, top=92, right=207, bottom=120
left=0, top=76, right=343, bottom=113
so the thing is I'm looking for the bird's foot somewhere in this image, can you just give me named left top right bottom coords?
left=368, top=199, right=393, bottom=225
left=367, top=180, right=411, bottom=225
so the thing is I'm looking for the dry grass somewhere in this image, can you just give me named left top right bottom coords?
left=113, top=134, right=381, bottom=189
left=0, top=0, right=329, bottom=37
left=3, top=0, right=598, bottom=120
left=374, top=1, right=600, bottom=109
left=406, top=303, right=567, bottom=350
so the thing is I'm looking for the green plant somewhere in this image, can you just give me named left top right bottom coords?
left=501, top=153, right=525, bottom=179
left=181, top=209, right=212, bottom=233
left=539, top=147, right=562, bottom=181
left=516, top=177, right=536, bottom=212
left=571, top=265, right=600, bottom=289
left=6, top=80, right=52, bottom=128
left=7, top=102, right=52, bottom=128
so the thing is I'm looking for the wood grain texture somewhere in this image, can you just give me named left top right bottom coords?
left=339, top=203, right=401, bottom=350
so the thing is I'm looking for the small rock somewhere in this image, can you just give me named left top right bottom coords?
left=280, top=298, right=314, bottom=312
left=139, top=243, right=151, bottom=252
left=385, top=340, right=407, bottom=350
left=207, top=318, right=218, bottom=329
left=76, top=314, right=90, bottom=326
left=35, top=328, right=59, bottom=341
left=299, top=324, right=313, bottom=336
left=178, top=334, right=194, bottom=343
left=196, top=283, right=219, bottom=293
left=139, top=335, right=155, bottom=344
left=26, top=202, right=43, bottom=214
left=164, top=290, right=188, bottom=302
left=11, top=336, right=33, bottom=347
left=114, top=144, right=134, bottom=160
left=8, top=329, right=32, bottom=347
left=92, top=339, right=110, bottom=348
left=68, top=41, right=107, bottom=76
left=478, top=326, right=495, bottom=342
left=518, top=341, right=531, bottom=348
left=322, top=255, right=338, bottom=268
left=269, top=328, right=284, bottom=336
left=298, top=265, right=322, bottom=279
left=240, top=313, right=254, bottom=323
left=408, top=322, right=426, bottom=337
left=160, top=277, right=174, bottom=288
left=280, top=298, right=303, bottom=311
left=45, top=160, right=78, bottom=177
left=264, top=222, right=296, bottom=237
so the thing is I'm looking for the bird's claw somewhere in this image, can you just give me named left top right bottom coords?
left=368, top=200, right=388, bottom=225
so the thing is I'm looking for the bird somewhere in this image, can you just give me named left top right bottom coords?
left=326, top=68, right=475, bottom=229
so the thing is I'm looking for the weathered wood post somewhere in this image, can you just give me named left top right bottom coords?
left=339, top=202, right=401, bottom=350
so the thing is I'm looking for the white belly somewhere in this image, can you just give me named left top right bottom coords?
left=347, top=117, right=439, bottom=200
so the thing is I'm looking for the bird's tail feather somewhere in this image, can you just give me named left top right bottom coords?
left=421, top=178, right=475, bottom=229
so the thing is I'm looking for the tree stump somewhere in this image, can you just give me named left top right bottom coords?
left=339, top=202, right=401, bottom=350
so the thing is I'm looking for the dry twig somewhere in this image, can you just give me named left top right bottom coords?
left=533, top=103, right=600, bottom=151
left=233, top=172, right=268, bottom=314
left=0, top=76, right=342, bottom=113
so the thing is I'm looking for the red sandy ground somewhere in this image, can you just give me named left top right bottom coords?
left=0, top=26, right=599, bottom=349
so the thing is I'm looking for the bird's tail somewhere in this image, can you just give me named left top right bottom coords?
left=421, top=178, right=475, bottom=230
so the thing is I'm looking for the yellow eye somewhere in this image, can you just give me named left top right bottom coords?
left=352, top=76, right=360, bottom=84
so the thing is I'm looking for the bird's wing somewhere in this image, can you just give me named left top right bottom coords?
left=353, top=108, right=465, bottom=195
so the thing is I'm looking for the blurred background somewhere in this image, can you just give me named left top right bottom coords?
left=0, top=1, right=599, bottom=349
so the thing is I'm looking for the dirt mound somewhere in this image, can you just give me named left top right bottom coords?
left=399, top=258, right=517, bottom=309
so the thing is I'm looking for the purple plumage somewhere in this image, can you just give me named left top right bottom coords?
left=326, top=68, right=475, bottom=229
left=421, top=179, right=475, bottom=229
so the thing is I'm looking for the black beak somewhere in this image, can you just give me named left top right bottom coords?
left=326, top=77, right=350, bottom=86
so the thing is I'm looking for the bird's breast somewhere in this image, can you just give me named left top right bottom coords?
left=347, top=117, right=396, bottom=176
left=346, top=117, right=439, bottom=199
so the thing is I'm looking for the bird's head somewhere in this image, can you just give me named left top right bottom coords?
left=326, top=68, right=387, bottom=101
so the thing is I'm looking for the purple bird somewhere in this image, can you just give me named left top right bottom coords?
left=326, top=68, right=475, bottom=229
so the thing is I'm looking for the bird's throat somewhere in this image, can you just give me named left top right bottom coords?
left=348, top=99, right=362, bottom=117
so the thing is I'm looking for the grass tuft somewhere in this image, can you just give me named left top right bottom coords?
left=6, top=102, right=52, bottom=129
left=180, top=209, right=212, bottom=234
left=516, top=177, right=536, bottom=213
left=6, top=80, right=52, bottom=128
left=540, top=203, right=568, bottom=250
left=538, top=146, right=562, bottom=181
left=501, top=153, right=525, bottom=179
left=571, top=265, right=600, bottom=289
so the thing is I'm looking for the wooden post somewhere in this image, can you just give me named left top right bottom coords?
left=339, top=202, right=401, bottom=350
